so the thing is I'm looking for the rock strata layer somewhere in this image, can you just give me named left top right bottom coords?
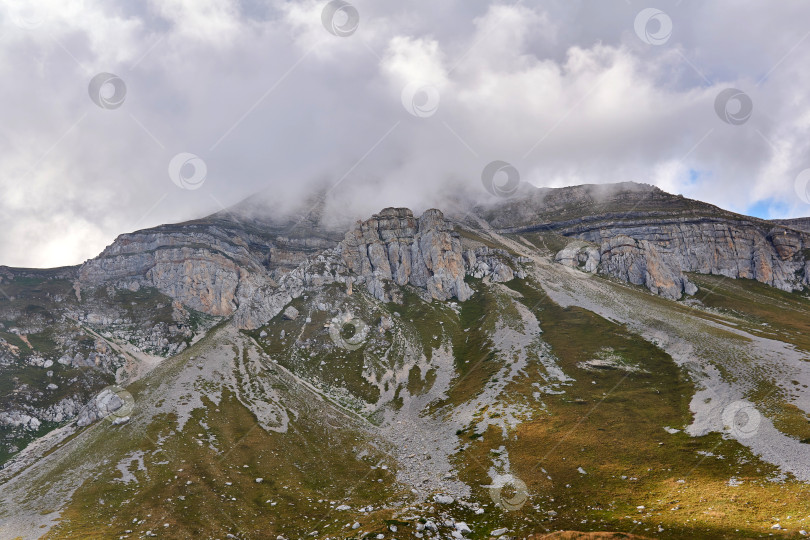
left=567, top=219, right=810, bottom=293
left=557, top=237, right=697, bottom=300
left=339, top=208, right=473, bottom=303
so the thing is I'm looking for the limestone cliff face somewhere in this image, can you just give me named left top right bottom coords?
left=76, top=222, right=336, bottom=321
left=598, top=236, right=697, bottom=299
left=556, top=237, right=697, bottom=300
left=567, top=218, right=809, bottom=293
left=76, top=208, right=482, bottom=330
left=481, top=183, right=810, bottom=294
left=771, top=217, right=810, bottom=234
left=339, top=208, right=473, bottom=303
left=77, top=227, right=263, bottom=316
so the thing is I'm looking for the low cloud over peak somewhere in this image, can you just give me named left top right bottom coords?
left=2, top=0, right=810, bottom=267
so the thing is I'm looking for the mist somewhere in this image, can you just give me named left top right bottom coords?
left=2, top=0, right=810, bottom=268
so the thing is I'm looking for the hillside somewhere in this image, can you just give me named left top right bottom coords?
left=1, top=183, right=810, bottom=539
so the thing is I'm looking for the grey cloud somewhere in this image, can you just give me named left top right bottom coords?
left=1, top=0, right=809, bottom=267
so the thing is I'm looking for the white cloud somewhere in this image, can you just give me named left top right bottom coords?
left=2, top=0, right=810, bottom=267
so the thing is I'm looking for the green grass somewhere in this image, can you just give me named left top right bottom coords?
left=689, top=273, right=810, bottom=354
left=515, top=231, right=573, bottom=255
left=435, top=277, right=810, bottom=539
left=45, top=333, right=404, bottom=539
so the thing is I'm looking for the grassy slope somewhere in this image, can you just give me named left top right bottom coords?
left=688, top=274, right=810, bottom=445
left=42, top=328, right=405, bottom=539
left=446, top=277, right=810, bottom=539
left=7, top=238, right=810, bottom=538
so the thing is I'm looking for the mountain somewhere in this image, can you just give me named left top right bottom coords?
left=2, top=182, right=810, bottom=539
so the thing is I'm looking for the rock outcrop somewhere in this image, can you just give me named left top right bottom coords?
left=75, top=387, right=130, bottom=427
left=339, top=208, right=473, bottom=303
left=464, top=247, right=527, bottom=282
left=554, top=241, right=600, bottom=273
left=482, top=182, right=810, bottom=294
left=0, top=411, right=41, bottom=431
left=597, top=236, right=697, bottom=299
left=570, top=219, right=808, bottom=293
left=556, top=237, right=697, bottom=300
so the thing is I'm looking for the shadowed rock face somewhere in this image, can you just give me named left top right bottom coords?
left=339, top=208, right=473, bottom=303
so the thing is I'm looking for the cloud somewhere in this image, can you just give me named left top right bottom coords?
left=1, top=0, right=810, bottom=267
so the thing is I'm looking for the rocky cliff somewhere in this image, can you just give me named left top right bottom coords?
left=75, top=186, right=810, bottom=321
left=77, top=220, right=337, bottom=320
left=557, top=236, right=697, bottom=299
left=479, top=183, right=810, bottom=296
left=771, top=217, right=810, bottom=234
left=561, top=217, right=810, bottom=293
left=74, top=207, right=524, bottom=332
left=339, top=208, right=473, bottom=303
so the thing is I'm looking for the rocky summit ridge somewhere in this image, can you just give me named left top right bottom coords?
left=67, top=184, right=810, bottom=328
left=75, top=206, right=524, bottom=330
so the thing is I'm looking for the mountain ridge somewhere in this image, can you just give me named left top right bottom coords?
left=3, top=181, right=810, bottom=538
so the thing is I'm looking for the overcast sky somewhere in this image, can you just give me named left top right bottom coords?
left=2, top=0, right=810, bottom=268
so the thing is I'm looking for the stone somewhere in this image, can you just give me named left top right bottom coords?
left=555, top=241, right=600, bottom=273
left=76, top=388, right=127, bottom=427
left=464, top=247, right=523, bottom=282
left=0, top=411, right=41, bottom=431
left=597, top=235, right=696, bottom=300
left=433, top=494, right=454, bottom=504
left=378, top=315, right=394, bottom=332
left=339, top=208, right=473, bottom=303
left=282, top=306, right=299, bottom=320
